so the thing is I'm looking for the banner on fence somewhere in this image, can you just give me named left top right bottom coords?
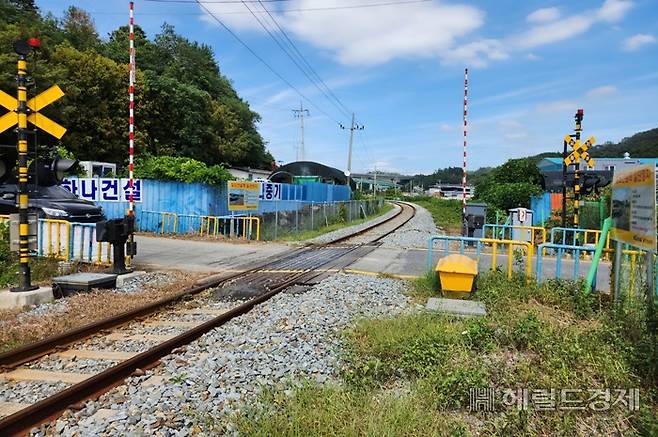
left=610, top=164, right=656, bottom=251
left=228, top=180, right=259, bottom=211
left=62, top=178, right=142, bottom=203
left=259, top=182, right=282, bottom=201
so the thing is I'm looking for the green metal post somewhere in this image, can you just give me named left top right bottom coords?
left=583, top=216, right=612, bottom=295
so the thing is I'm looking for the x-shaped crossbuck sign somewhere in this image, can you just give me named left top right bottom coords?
left=564, top=134, right=596, bottom=168
left=0, top=85, right=66, bottom=139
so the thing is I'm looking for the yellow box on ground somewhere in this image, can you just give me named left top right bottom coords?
left=435, top=254, right=478, bottom=294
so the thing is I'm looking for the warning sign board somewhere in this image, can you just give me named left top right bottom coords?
left=228, top=181, right=260, bottom=211
left=610, top=164, right=656, bottom=251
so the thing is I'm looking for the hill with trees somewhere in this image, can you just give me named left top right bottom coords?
left=588, top=127, right=658, bottom=158
left=0, top=0, right=273, bottom=171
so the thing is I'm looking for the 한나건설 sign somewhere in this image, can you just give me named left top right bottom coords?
left=62, top=178, right=142, bottom=203
left=610, top=164, right=656, bottom=251
left=228, top=180, right=260, bottom=211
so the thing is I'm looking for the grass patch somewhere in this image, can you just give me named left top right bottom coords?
left=279, top=203, right=393, bottom=242
left=0, top=222, right=60, bottom=288
left=233, top=272, right=658, bottom=436
left=407, top=196, right=462, bottom=234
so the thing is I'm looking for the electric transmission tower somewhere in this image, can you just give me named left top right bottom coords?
left=292, top=102, right=310, bottom=161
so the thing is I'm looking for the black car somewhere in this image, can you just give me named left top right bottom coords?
left=0, top=183, right=105, bottom=223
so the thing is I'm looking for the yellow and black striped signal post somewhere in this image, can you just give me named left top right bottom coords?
left=0, top=40, right=66, bottom=291
left=563, top=109, right=595, bottom=234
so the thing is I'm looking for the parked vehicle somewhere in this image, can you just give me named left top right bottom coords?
left=0, top=183, right=105, bottom=223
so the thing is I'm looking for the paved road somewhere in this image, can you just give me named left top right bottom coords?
left=133, top=235, right=291, bottom=273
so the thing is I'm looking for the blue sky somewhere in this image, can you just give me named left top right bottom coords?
left=37, top=0, right=658, bottom=175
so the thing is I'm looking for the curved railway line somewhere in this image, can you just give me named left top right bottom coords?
left=0, top=201, right=416, bottom=436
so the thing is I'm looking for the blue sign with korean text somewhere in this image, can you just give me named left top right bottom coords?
left=259, top=182, right=282, bottom=201
left=61, top=178, right=142, bottom=203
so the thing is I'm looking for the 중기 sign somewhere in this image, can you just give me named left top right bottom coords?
left=228, top=180, right=260, bottom=211
left=610, top=164, right=656, bottom=251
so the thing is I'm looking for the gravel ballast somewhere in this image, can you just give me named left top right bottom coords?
left=33, top=273, right=409, bottom=436
left=306, top=203, right=401, bottom=244
left=380, top=202, right=440, bottom=249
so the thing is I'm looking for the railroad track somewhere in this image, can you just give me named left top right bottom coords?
left=0, top=201, right=416, bottom=436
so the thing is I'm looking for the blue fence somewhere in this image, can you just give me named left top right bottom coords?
left=79, top=179, right=351, bottom=221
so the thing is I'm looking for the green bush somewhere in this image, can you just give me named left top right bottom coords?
left=133, top=155, right=232, bottom=185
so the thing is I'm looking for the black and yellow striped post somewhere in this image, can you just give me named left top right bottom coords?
left=13, top=42, right=37, bottom=291
left=0, top=39, right=66, bottom=291
left=573, top=109, right=583, bottom=233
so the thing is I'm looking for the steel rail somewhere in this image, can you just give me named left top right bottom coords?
left=0, top=201, right=415, bottom=435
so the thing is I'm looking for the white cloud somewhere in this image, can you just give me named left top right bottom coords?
left=527, top=7, right=560, bottom=23
left=199, top=0, right=634, bottom=68
left=623, top=33, right=657, bottom=51
left=441, top=39, right=508, bottom=67
left=586, top=85, right=618, bottom=99
left=284, top=1, right=484, bottom=65
left=526, top=53, right=540, bottom=61
left=597, top=0, right=634, bottom=22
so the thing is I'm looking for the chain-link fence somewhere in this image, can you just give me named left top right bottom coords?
left=259, top=199, right=385, bottom=240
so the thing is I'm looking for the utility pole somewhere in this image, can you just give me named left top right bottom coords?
left=340, top=113, right=363, bottom=187
left=292, top=102, right=309, bottom=161
left=373, top=166, right=377, bottom=195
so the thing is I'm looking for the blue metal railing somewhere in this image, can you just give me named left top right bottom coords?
left=536, top=242, right=596, bottom=284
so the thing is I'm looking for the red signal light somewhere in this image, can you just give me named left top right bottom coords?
left=27, top=38, right=41, bottom=48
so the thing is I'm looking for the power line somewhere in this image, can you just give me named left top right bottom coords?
left=146, top=0, right=430, bottom=5
left=99, top=0, right=431, bottom=14
left=240, top=0, right=348, bottom=122
left=256, top=0, right=352, bottom=118
left=195, top=0, right=341, bottom=124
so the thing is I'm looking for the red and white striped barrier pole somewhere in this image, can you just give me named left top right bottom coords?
left=462, top=67, right=468, bottom=217
left=128, top=1, right=136, bottom=215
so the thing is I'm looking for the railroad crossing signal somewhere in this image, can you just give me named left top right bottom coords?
left=564, top=134, right=596, bottom=168
left=0, top=85, right=66, bottom=138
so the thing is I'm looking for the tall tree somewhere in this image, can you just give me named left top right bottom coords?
left=61, top=6, right=99, bottom=51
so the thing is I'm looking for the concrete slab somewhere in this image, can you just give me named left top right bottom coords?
left=52, top=272, right=117, bottom=295
left=133, top=235, right=290, bottom=273
left=0, top=287, right=53, bottom=310
left=426, top=297, right=487, bottom=317
left=115, top=271, right=147, bottom=287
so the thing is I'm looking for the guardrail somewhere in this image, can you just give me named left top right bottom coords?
left=536, top=242, right=597, bottom=284
left=69, top=222, right=112, bottom=265
left=38, top=220, right=111, bottom=265
left=428, top=235, right=533, bottom=280
left=549, top=227, right=611, bottom=253
left=483, top=224, right=547, bottom=247
left=39, top=219, right=70, bottom=260
left=140, top=210, right=260, bottom=241
left=161, top=212, right=178, bottom=234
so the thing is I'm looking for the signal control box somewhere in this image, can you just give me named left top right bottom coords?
left=96, top=215, right=136, bottom=274
left=463, top=203, right=487, bottom=240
